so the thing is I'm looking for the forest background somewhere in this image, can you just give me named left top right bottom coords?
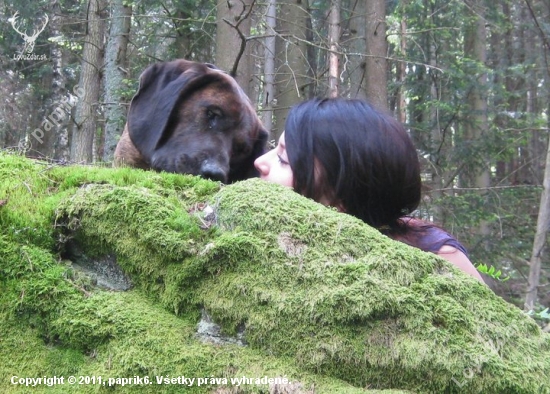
left=0, top=0, right=549, bottom=317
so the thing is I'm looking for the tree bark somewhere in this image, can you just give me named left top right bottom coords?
left=525, top=128, right=550, bottom=311
left=327, top=0, right=340, bottom=98
left=463, top=0, right=490, bottom=238
left=262, top=0, right=277, bottom=133
left=102, top=0, right=131, bottom=162
left=71, top=0, right=105, bottom=163
left=346, top=0, right=367, bottom=100
left=396, top=1, right=407, bottom=123
left=273, top=0, right=310, bottom=139
left=32, top=0, right=69, bottom=160
left=365, top=0, right=387, bottom=110
left=215, top=0, right=254, bottom=95
left=525, top=0, right=550, bottom=311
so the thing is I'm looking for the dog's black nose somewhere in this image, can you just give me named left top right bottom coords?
left=200, top=162, right=227, bottom=183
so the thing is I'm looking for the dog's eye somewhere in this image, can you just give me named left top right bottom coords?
left=206, top=109, right=217, bottom=120
left=206, top=108, right=223, bottom=120
left=206, top=108, right=224, bottom=130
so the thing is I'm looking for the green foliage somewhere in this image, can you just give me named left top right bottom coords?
left=527, top=308, right=550, bottom=322
left=476, top=263, right=509, bottom=282
left=433, top=187, right=539, bottom=297
left=390, top=0, right=549, bottom=310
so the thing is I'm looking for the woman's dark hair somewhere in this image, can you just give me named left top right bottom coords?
left=284, top=98, right=422, bottom=232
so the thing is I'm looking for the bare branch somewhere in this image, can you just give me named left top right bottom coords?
left=222, top=0, right=256, bottom=77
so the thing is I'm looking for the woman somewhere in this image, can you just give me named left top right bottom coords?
left=254, top=98, right=484, bottom=283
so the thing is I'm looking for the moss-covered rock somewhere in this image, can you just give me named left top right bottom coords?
left=0, top=151, right=549, bottom=393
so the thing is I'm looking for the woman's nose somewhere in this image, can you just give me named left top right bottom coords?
left=254, top=151, right=270, bottom=176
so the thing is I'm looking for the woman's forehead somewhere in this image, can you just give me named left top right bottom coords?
left=278, top=132, right=286, bottom=148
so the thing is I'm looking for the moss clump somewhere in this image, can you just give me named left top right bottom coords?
left=201, top=180, right=550, bottom=392
left=0, top=153, right=376, bottom=394
left=1, top=151, right=549, bottom=393
left=0, top=152, right=219, bottom=251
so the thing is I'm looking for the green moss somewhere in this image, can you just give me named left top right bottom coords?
left=1, top=152, right=549, bottom=393
left=0, top=235, right=373, bottom=394
left=208, top=180, right=550, bottom=392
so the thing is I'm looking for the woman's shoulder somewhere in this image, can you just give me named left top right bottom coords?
left=404, top=218, right=485, bottom=283
left=404, top=217, right=469, bottom=256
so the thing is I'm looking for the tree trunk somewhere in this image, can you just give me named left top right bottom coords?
left=327, top=0, right=340, bottom=98
left=525, top=128, right=550, bottom=311
left=273, top=0, right=311, bottom=140
left=428, top=30, right=444, bottom=220
left=505, top=3, right=525, bottom=185
left=365, top=0, right=387, bottom=110
left=38, top=0, right=71, bottom=161
left=525, top=0, right=550, bottom=311
left=215, top=0, right=254, bottom=95
left=71, top=0, right=105, bottom=163
left=0, top=72, right=29, bottom=151
left=171, top=7, right=193, bottom=59
left=102, top=0, right=131, bottom=162
left=346, top=0, right=367, bottom=100
left=491, top=0, right=507, bottom=184
left=396, top=1, right=407, bottom=123
left=522, top=5, right=542, bottom=185
left=262, top=0, right=277, bottom=133
left=463, top=0, right=490, bottom=238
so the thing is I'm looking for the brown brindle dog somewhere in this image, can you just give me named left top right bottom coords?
left=114, top=59, right=268, bottom=183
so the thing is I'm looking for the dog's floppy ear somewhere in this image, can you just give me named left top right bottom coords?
left=127, top=60, right=216, bottom=160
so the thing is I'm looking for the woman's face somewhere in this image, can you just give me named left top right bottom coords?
left=254, top=132, right=294, bottom=188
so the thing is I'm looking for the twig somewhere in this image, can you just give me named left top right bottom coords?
left=222, top=0, right=256, bottom=77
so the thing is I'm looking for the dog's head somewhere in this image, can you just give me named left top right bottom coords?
left=120, top=59, right=268, bottom=183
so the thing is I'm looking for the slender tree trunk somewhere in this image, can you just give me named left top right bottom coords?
left=50, top=0, right=71, bottom=161
left=522, top=6, right=541, bottom=185
left=505, top=3, right=525, bottom=185
left=71, top=0, right=105, bottom=163
left=491, top=1, right=507, bottom=184
left=102, top=0, right=131, bottom=162
left=396, top=1, right=407, bottom=124
left=245, top=11, right=261, bottom=107
left=428, top=33, right=444, bottom=220
left=273, top=0, right=310, bottom=140
left=525, top=0, right=550, bottom=311
left=327, top=0, right=340, bottom=98
left=28, top=0, right=63, bottom=159
left=525, top=129, right=550, bottom=311
left=172, top=8, right=192, bottom=59
left=215, top=0, right=253, bottom=94
left=365, top=0, right=387, bottom=110
left=464, top=0, right=490, bottom=238
left=262, top=0, right=277, bottom=133
left=1, top=72, right=29, bottom=151
left=347, top=0, right=367, bottom=100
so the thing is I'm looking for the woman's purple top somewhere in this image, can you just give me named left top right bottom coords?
left=416, top=225, right=469, bottom=256
left=394, top=218, right=469, bottom=256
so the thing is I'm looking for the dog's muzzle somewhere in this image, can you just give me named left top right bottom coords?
left=200, top=160, right=227, bottom=183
